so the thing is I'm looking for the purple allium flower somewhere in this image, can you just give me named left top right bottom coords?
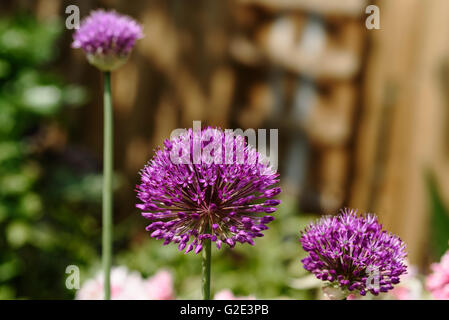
left=72, top=9, right=143, bottom=71
left=300, top=208, right=407, bottom=296
left=136, top=127, right=281, bottom=254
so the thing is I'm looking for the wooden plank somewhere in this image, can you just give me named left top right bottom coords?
left=350, top=0, right=449, bottom=264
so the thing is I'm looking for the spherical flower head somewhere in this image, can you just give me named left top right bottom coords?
left=300, top=208, right=407, bottom=297
left=72, top=9, right=143, bottom=71
left=426, top=248, right=449, bottom=300
left=136, top=127, right=281, bottom=254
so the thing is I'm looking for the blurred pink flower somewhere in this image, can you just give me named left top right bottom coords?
left=214, top=289, right=256, bottom=300
left=390, top=287, right=412, bottom=300
left=426, top=250, right=449, bottom=300
left=145, top=269, right=174, bottom=300
left=76, top=266, right=174, bottom=300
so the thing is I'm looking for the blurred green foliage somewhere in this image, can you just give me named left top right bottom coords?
left=0, top=14, right=98, bottom=299
left=426, top=172, right=449, bottom=259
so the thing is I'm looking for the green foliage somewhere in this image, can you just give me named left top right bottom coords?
left=426, top=172, right=449, bottom=258
left=0, top=14, right=94, bottom=299
left=0, top=15, right=60, bottom=66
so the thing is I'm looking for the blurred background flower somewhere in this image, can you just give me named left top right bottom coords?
left=426, top=248, right=449, bottom=300
left=76, top=266, right=174, bottom=300
left=72, top=9, right=143, bottom=71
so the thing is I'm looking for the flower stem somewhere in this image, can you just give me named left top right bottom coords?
left=102, top=71, right=113, bottom=300
left=202, top=238, right=211, bottom=300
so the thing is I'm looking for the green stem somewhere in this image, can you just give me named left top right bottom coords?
left=102, top=71, right=113, bottom=300
left=201, top=238, right=211, bottom=300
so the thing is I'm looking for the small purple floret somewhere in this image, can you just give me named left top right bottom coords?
left=300, top=208, right=407, bottom=296
left=136, top=127, right=281, bottom=254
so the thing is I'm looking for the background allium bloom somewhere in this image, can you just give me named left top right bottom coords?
left=76, top=267, right=174, bottom=300
left=300, top=209, right=407, bottom=296
left=426, top=248, right=449, bottom=300
left=72, top=10, right=143, bottom=71
left=136, top=127, right=281, bottom=254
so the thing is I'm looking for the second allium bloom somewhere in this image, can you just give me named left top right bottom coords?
left=72, top=10, right=143, bottom=71
left=136, top=127, right=281, bottom=254
left=300, top=208, right=407, bottom=297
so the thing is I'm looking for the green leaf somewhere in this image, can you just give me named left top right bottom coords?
left=426, top=172, right=449, bottom=258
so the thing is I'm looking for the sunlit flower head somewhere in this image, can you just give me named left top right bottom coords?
left=136, top=127, right=281, bottom=254
left=300, top=208, right=407, bottom=297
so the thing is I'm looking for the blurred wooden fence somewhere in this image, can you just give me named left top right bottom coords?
left=4, top=0, right=449, bottom=266
left=349, top=0, right=449, bottom=265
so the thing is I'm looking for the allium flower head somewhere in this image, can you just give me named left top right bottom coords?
left=136, top=127, right=281, bottom=254
left=300, top=208, right=407, bottom=296
left=72, top=9, right=143, bottom=71
left=426, top=247, right=449, bottom=300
